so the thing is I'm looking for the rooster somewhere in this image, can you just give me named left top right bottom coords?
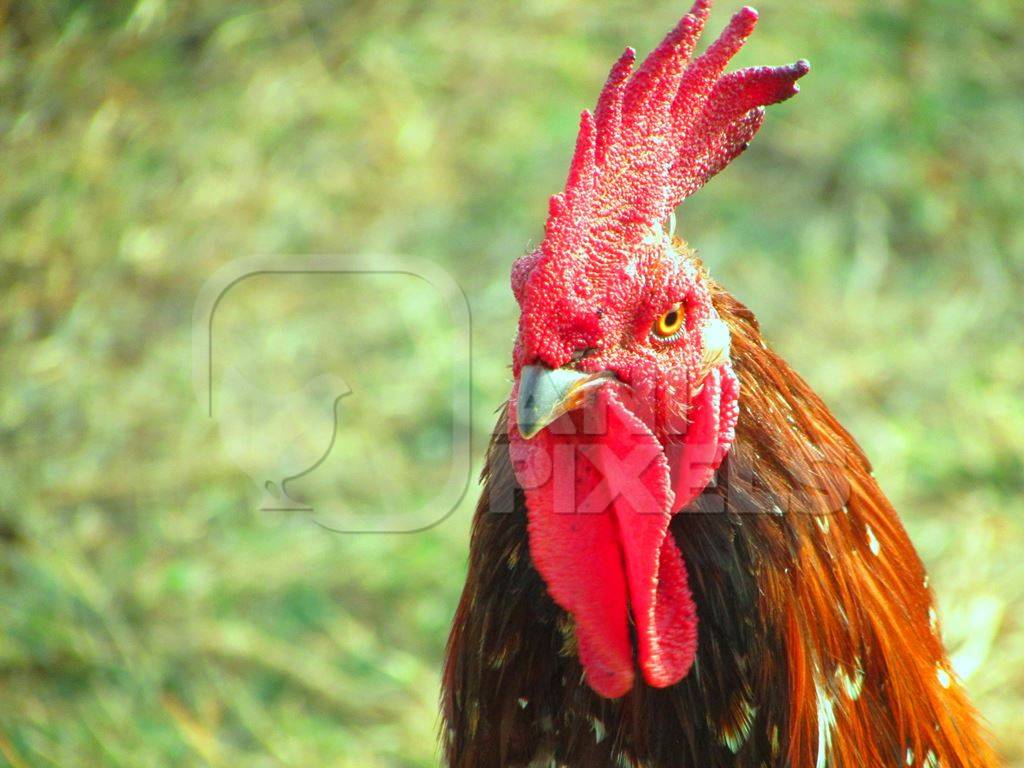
left=442, top=3, right=999, bottom=767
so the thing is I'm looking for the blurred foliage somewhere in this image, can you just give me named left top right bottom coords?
left=2, top=0, right=1023, bottom=765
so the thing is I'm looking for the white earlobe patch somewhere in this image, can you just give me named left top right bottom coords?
left=700, top=317, right=732, bottom=375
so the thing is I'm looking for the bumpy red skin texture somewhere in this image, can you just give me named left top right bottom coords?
left=510, top=248, right=739, bottom=698
left=506, top=0, right=803, bottom=699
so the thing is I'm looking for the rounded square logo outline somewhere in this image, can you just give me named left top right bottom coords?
left=192, top=254, right=472, bottom=533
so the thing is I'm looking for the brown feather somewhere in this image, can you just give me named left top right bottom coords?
left=442, top=266, right=1000, bottom=767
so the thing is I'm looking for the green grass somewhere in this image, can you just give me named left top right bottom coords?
left=2, top=0, right=1023, bottom=765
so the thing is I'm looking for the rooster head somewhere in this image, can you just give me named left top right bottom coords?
left=507, top=1, right=808, bottom=699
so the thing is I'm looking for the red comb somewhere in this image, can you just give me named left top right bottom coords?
left=540, top=1, right=808, bottom=271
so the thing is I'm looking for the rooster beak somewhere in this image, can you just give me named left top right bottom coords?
left=516, top=365, right=614, bottom=439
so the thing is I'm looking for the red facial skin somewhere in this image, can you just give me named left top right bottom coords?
left=503, top=0, right=805, bottom=698
left=509, top=240, right=739, bottom=698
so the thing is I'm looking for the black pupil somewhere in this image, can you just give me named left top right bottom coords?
left=663, top=310, right=678, bottom=328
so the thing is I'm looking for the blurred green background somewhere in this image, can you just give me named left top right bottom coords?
left=2, top=0, right=1022, bottom=765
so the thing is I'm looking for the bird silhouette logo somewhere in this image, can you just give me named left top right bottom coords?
left=218, top=366, right=353, bottom=512
left=192, top=254, right=473, bottom=532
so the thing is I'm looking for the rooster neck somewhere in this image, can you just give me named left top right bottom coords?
left=442, top=290, right=999, bottom=768
left=442, top=419, right=776, bottom=768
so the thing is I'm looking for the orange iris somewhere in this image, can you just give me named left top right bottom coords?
left=652, top=302, right=685, bottom=340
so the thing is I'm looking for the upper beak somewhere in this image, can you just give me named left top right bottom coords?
left=516, top=364, right=614, bottom=439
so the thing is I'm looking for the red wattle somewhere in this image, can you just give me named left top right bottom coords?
left=664, top=366, right=737, bottom=510
left=509, top=385, right=700, bottom=697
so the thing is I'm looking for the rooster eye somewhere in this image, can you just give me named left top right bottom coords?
left=651, top=303, right=686, bottom=342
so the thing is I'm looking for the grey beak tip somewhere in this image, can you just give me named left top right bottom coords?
left=516, top=366, right=548, bottom=439
left=518, top=422, right=542, bottom=440
left=515, top=364, right=612, bottom=440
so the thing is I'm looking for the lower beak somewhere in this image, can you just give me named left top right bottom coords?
left=516, top=364, right=614, bottom=439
